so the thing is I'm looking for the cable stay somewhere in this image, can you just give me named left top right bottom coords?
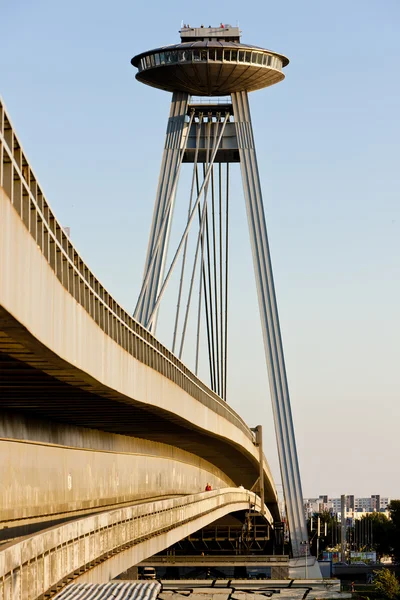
left=135, top=101, right=231, bottom=400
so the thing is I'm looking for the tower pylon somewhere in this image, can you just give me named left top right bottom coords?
left=131, top=25, right=320, bottom=573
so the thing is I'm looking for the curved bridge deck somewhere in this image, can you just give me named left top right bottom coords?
left=0, top=489, right=262, bottom=600
left=0, top=98, right=281, bottom=593
left=0, top=95, right=278, bottom=518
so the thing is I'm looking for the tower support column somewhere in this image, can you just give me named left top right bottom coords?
left=232, top=90, right=307, bottom=559
left=135, top=91, right=190, bottom=330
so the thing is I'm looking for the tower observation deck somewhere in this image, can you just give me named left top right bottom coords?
left=131, top=25, right=289, bottom=96
left=131, top=26, right=320, bottom=576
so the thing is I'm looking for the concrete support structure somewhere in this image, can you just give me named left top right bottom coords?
left=0, top=489, right=262, bottom=600
left=131, top=27, right=316, bottom=568
left=0, top=412, right=236, bottom=533
left=0, top=16, right=319, bottom=587
left=232, top=90, right=307, bottom=559
left=0, top=182, right=278, bottom=525
left=135, top=92, right=189, bottom=330
left=0, top=96, right=281, bottom=594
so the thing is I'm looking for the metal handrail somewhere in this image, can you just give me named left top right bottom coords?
left=190, top=96, right=232, bottom=105
left=0, top=97, right=252, bottom=440
left=142, top=554, right=288, bottom=564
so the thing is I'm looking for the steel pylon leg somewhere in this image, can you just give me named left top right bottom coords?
left=135, top=91, right=190, bottom=331
left=232, top=90, right=307, bottom=558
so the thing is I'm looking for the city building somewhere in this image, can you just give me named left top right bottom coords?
left=303, top=495, right=391, bottom=519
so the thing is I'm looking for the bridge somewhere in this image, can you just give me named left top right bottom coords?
left=0, top=20, right=324, bottom=600
left=0, top=97, right=280, bottom=599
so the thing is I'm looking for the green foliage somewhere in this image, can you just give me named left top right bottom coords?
left=389, top=501, right=400, bottom=526
left=306, top=511, right=339, bottom=558
left=389, top=501, right=400, bottom=563
left=306, top=502, right=400, bottom=561
left=374, top=568, right=400, bottom=600
left=359, top=513, right=394, bottom=559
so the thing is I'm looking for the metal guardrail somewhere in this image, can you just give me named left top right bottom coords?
left=0, top=97, right=252, bottom=441
left=190, top=96, right=232, bottom=105
left=0, top=489, right=257, bottom=600
left=141, top=554, right=288, bottom=565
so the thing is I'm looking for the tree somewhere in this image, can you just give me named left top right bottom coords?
left=306, top=511, right=337, bottom=558
left=389, top=501, right=400, bottom=563
left=374, top=568, right=400, bottom=600
left=358, top=513, right=394, bottom=559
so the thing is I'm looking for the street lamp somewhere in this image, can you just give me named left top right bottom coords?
left=300, top=541, right=308, bottom=579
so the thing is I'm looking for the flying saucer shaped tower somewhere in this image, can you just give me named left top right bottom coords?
left=131, top=25, right=315, bottom=569
left=132, top=26, right=288, bottom=95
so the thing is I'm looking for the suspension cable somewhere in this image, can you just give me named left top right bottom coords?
left=196, top=165, right=214, bottom=388
left=179, top=114, right=224, bottom=375
left=137, top=109, right=196, bottom=324
left=211, top=119, right=220, bottom=395
left=172, top=115, right=202, bottom=353
left=202, top=118, right=217, bottom=391
left=178, top=171, right=212, bottom=360
left=145, top=113, right=230, bottom=330
left=195, top=225, right=203, bottom=376
left=179, top=116, right=223, bottom=362
left=135, top=109, right=195, bottom=321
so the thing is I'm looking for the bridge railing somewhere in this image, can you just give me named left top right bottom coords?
left=0, top=489, right=261, bottom=600
left=141, top=554, right=288, bottom=565
left=0, top=98, right=252, bottom=441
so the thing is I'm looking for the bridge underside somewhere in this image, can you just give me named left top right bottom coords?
left=0, top=323, right=255, bottom=473
left=0, top=309, right=279, bottom=524
left=0, top=153, right=281, bottom=582
left=0, top=326, right=254, bottom=466
left=0, top=180, right=279, bottom=519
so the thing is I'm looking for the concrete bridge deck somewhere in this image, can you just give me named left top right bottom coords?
left=0, top=490, right=263, bottom=600
left=0, top=97, right=282, bottom=598
left=0, top=95, right=279, bottom=529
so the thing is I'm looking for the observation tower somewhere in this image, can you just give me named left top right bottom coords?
left=131, top=25, right=320, bottom=575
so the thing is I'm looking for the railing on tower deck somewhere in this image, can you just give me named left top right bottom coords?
left=0, top=97, right=252, bottom=440
left=190, top=96, right=232, bottom=105
left=137, top=48, right=283, bottom=73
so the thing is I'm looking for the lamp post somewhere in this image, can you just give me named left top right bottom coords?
left=300, top=540, right=308, bottom=579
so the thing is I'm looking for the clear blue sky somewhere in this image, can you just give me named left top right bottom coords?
left=1, top=0, right=399, bottom=499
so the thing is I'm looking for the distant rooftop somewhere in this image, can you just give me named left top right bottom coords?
left=180, top=24, right=241, bottom=43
